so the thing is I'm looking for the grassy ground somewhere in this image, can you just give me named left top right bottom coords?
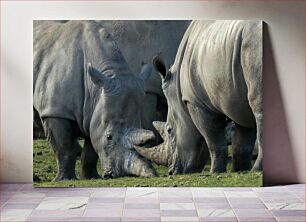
left=33, top=139, right=262, bottom=187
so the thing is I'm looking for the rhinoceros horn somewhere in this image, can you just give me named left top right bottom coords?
left=134, top=121, right=172, bottom=166
left=127, top=128, right=155, bottom=146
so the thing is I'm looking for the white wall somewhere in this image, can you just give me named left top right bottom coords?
left=1, top=1, right=304, bottom=184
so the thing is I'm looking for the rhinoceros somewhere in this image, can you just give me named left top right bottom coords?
left=34, top=20, right=158, bottom=181
left=136, top=20, right=262, bottom=174
left=33, top=20, right=190, bottom=142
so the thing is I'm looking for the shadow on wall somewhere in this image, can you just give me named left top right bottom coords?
left=263, top=23, right=298, bottom=185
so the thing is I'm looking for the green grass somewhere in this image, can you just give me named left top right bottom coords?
left=33, top=139, right=262, bottom=187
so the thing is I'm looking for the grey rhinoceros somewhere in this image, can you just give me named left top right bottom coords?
left=33, top=20, right=190, bottom=141
left=136, top=20, right=262, bottom=174
left=34, top=20, right=158, bottom=181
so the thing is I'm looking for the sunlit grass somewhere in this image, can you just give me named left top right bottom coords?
left=33, top=139, right=262, bottom=187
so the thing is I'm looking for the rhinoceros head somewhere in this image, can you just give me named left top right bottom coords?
left=87, top=62, right=158, bottom=179
left=135, top=54, right=208, bottom=174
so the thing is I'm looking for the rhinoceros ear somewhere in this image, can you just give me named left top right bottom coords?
left=153, top=54, right=167, bottom=79
left=138, top=62, right=152, bottom=81
left=87, top=63, right=110, bottom=87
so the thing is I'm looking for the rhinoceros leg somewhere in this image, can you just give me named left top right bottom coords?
left=251, top=115, right=263, bottom=172
left=187, top=103, right=228, bottom=173
left=232, top=124, right=256, bottom=172
left=81, top=139, right=100, bottom=179
left=240, top=24, right=263, bottom=172
left=43, top=118, right=81, bottom=181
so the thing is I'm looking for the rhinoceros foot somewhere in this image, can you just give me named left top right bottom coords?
left=232, top=151, right=252, bottom=172
left=81, top=166, right=101, bottom=180
left=52, top=172, right=78, bottom=182
left=251, top=160, right=262, bottom=172
left=168, top=161, right=204, bottom=175
left=43, top=118, right=81, bottom=182
left=251, top=143, right=263, bottom=172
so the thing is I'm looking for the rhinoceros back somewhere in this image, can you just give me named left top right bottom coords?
left=180, top=20, right=262, bottom=128
left=34, top=21, right=85, bottom=121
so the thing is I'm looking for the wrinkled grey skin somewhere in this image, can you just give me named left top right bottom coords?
left=34, top=21, right=158, bottom=181
left=137, top=20, right=262, bottom=173
left=94, top=21, right=190, bottom=134
left=33, top=20, right=190, bottom=141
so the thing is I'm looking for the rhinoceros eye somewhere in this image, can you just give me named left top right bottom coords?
left=106, top=134, right=112, bottom=141
left=167, top=127, right=172, bottom=134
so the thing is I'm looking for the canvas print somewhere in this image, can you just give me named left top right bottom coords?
left=33, top=20, right=263, bottom=187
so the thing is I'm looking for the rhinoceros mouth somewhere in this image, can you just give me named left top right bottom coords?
left=123, top=151, right=158, bottom=178
left=101, top=151, right=158, bottom=179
